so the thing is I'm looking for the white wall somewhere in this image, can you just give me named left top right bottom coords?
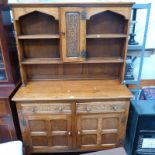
left=129, top=0, right=155, bottom=79
left=134, top=0, right=155, bottom=48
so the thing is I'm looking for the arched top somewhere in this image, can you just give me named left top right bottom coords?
left=13, top=7, right=59, bottom=20
left=86, top=7, right=131, bottom=20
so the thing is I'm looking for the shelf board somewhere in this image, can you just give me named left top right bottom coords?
left=85, top=57, right=124, bottom=63
left=0, top=68, right=5, bottom=70
left=21, top=58, right=62, bottom=64
left=21, top=57, right=124, bottom=65
left=17, top=34, right=60, bottom=39
left=86, top=34, right=127, bottom=39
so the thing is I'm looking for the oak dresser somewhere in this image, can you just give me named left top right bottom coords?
left=10, top=1, right=134, bottom=154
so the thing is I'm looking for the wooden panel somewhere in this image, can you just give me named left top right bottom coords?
left=86, top=38, right=125, bottom=58
left=76, top=101, right=128, bottom=114
left=0, top=100, right=10, bottom=115
left=13, top=7, right=59, bottom=21
left=86, top=7, right=131, bottom=20
left=22, top=39, right=60, bottom=58
left=77, top=115, right=98, bottom=149
left=61, top=7, right=86, bottom=62
left=25, top=63, right=121, bottom=80
left=66, top=12, right=80, bottom=57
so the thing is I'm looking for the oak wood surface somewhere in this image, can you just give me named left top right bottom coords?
left=12, top=80, right=132, bottom=101
left=86, top=34, right=127, bottom=39
left=9, top=1, right=134, bottom=7
left=21, top=57, right=124, bottom=65
left=18, top=34, right=60, bottom=39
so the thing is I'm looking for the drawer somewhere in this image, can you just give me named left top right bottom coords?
left=0, top=100, right=10, bottom=116
left=76, top=101, right=128, bottom=114
left=20, top=103, right=72, bottom=114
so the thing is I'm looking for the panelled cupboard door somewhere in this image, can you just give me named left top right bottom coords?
left=0, top=117, right=16, bottom=143
left=60, top=8, right=86, bottom=62
left=21, top=114, right=72, bottom=152
left=76, top=113, right=126, bottom=150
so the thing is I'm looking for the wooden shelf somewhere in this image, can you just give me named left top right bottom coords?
left=17, top=34, right=60, bottom=39
left=86, top=34, right=127, bottom=39
left=21, top=57, right=123, bottom=65
left=21, top=58, right=62, bottom=64
left=85, top=57, right=124, bottom=63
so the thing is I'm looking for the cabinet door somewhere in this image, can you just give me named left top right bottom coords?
left=61, top=8, right=86, bottom=62
left=0, top=116, right=16, bottom=143
left=20, top=114, right=72, bottom=152
left=77, top=113, right=126, bottom=150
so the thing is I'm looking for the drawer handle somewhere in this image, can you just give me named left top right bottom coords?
left=112, top=105, right=118, bottom=111
left=86, top=106, right=91, bottom=112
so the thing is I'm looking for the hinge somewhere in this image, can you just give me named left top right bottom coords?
left=80, top=50, right=87, bottom=58
left=121, top=117, right=127, bottom=124
left=119, top=139, right=124, bottom=145
left=21, top=116, right=26, bottom=127
left=81, top=11, right=87, bottom=20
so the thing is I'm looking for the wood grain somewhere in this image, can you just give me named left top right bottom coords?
left=12, top=80, right=132, bottom=101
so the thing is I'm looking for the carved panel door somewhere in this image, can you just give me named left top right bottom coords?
left=61, top=8, right=86, bottom=62
left=21, top=114, right=72, bottom=152
left=76, top=113, right=126, bottom=150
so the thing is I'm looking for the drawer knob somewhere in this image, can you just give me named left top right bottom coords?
left=68, top=131, right=71, bottom=135
left=78, top=131, right=81, bottom=135
left=57, top=106, right=63, bottom=112
left=86, top=106, right=91, bottom=112
left=32, top=107, right=35, bottom=112
left=112, top=106, right=118, bottom=111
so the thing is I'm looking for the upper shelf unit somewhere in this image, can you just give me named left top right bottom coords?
left=12, top=6, right=132, bottom=85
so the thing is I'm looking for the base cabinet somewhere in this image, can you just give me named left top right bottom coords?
left=16, top=101, right=129, bottom=153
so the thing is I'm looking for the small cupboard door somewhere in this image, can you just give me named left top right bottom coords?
left=61, top=8, right=86, bottom=62
left=17, top=103, right=73, bottom=152
left=20, top=114, right=72, bottom=152
left=76, top=113, right=126, bottom=150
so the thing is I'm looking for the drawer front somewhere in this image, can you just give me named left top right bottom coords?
left=76, top=101, right=128, bottom=114
left=0, top=100, right=10, bottom=116
left=20, top=103, right=72, bottom=114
